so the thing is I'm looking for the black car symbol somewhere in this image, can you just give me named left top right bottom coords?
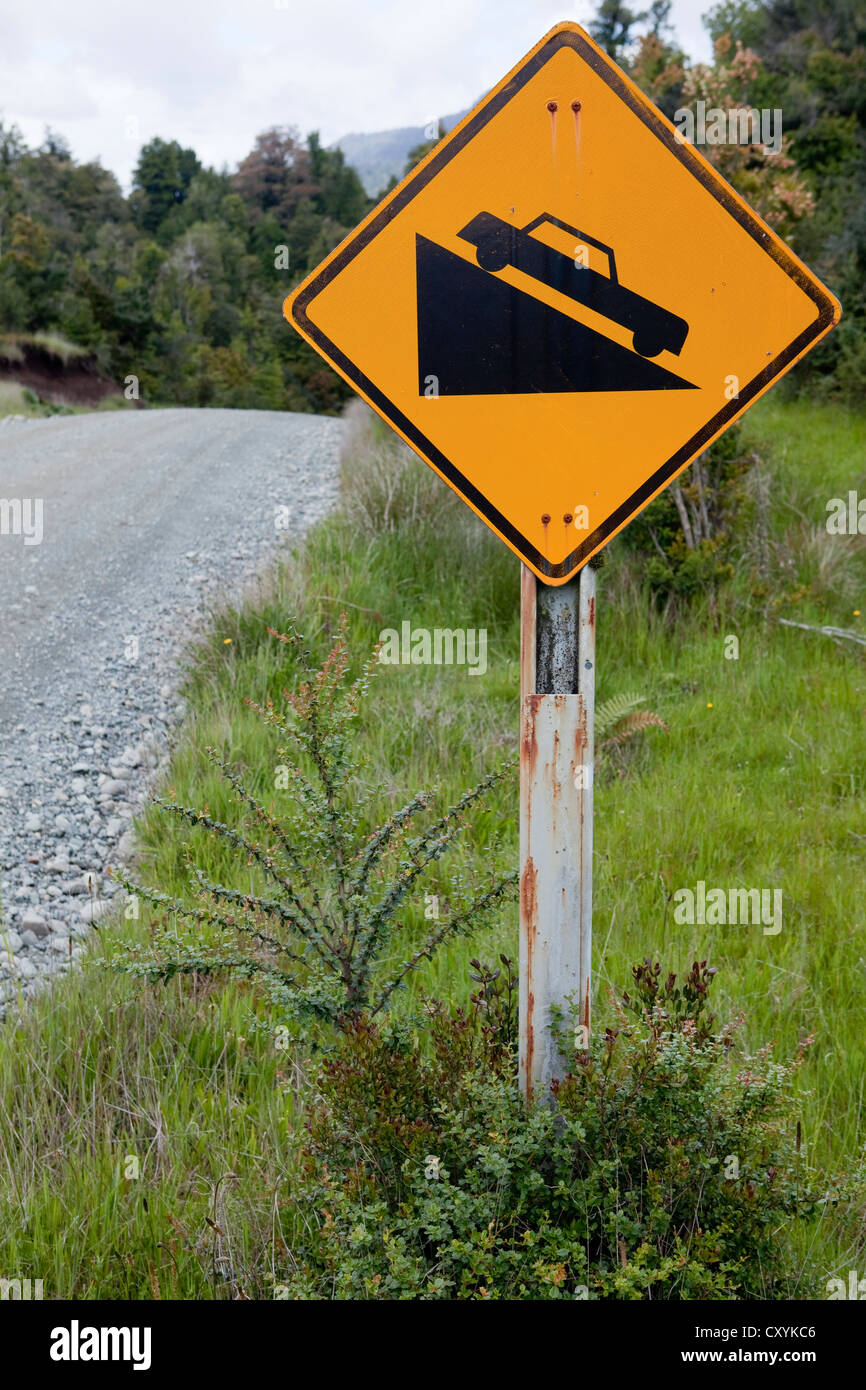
left=457, top=211, right=689, bottom=359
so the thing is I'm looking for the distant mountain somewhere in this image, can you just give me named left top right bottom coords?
left=333, top=110, right=469, bottom=197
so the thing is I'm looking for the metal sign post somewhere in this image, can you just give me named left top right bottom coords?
left=519, top=562, right=596, bottom=1100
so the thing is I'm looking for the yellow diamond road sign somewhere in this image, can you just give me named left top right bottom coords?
left=285, top=21, right=840, bottom=586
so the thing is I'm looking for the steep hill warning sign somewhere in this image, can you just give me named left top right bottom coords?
left=284, top=21, right=840, bottom=585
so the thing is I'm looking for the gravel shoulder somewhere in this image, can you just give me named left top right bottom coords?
left=0, top=406, right=342, bottom=1002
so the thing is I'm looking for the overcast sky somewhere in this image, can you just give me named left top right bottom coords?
left=0, top=0, right=714, bottom=190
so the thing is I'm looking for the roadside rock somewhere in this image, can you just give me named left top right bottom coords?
left=20, top=909, right=50, bottom=937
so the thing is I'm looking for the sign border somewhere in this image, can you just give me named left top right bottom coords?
left=286, top=21, right=841, bottom=585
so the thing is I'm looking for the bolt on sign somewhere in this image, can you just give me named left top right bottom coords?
left=285, top=20, right=840, bottom=585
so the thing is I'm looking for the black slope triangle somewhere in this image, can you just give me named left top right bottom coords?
left=416, top=235, right=696, bottom=395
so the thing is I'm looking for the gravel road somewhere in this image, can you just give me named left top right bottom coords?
left=0, top=406, right=342, bottom=1003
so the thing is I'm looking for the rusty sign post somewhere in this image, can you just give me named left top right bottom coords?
left=519, top=561, right=596, bottom=1099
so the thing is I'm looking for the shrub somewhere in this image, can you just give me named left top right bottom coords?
left=282, top=960, right=844, bottom=1300
left=624, top=426, right=754, bottom=600
left=114, top=618, right=517, bottom=1031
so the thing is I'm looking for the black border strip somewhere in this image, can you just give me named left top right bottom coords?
left=292, top=28, right=838, bottom=580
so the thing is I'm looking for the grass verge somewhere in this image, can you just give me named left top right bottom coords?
left=0, top=395, right=864, bottom=1298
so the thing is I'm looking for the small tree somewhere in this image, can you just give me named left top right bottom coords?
left=115, top=618, right=517, bottom=1030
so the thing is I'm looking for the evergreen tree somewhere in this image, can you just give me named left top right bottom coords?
left=588, top=1, right=648, bottom=59
left=131, top=138, right=201, bottom=233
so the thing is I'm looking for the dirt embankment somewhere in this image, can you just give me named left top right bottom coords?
left=0, top=336, right=124, bottom=407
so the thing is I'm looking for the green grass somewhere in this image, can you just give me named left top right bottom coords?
left=0, top=332, right=90, bottom=366
left=0, top=966, right=296, bottom=1298
left=0, top=380, right=43, bottom=417
left=0, top=394, right=864, bottom=1298
left=0, top=378, right=133, bottom=420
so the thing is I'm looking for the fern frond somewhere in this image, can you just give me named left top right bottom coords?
left=595, top=692, right=646, bottom=740
left=602, top=710, right=668, bottom=748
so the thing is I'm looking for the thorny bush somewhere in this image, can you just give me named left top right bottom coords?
left=114, top=617, right=517, bottom=1031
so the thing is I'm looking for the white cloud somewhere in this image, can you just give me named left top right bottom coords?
left=0, top=0, right=715, bottom=189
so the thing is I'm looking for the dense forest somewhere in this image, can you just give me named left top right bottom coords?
left=0, top=125, right=371, bottom=413
left=0, top=0, right=862, bottom=414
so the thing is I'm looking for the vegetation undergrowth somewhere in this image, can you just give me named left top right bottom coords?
left=0, top=395, right=864, bottom=1297
left=284, top=960, right=860, bottom=1300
